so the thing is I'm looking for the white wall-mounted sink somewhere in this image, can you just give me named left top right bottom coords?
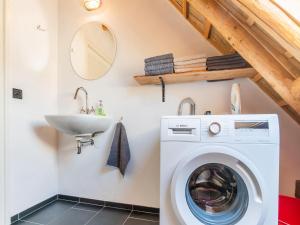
left=45, top=114, right=113, bottom=136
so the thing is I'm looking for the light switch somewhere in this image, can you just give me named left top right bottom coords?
left=13, top=88, right=23, bottom=99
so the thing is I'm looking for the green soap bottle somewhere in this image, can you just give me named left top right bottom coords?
left=96, top=100, right=106, bottom=116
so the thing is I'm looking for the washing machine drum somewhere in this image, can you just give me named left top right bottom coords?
left=171, top=146, right=267, bottom=225
left=187, top=163, right=248, bottom=224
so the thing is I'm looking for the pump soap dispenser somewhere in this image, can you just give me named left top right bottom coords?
left=231, top=83, right=241, bottom=114
left=96, top=100, right=106, bottom=116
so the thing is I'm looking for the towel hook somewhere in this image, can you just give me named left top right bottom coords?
left=36, top=25, right=47, bottom=32
left=119, top=116, right=123, bottom=122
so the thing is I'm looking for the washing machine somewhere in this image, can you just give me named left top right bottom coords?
left=160, top=114, right=279, bottom=225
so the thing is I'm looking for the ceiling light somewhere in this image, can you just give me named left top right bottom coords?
left=84, top=0, right=101, bottom=11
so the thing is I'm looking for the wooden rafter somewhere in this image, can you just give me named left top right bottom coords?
left=203, top=19, right=212, bottom=38
left=231, top=0, right=300, bottom=61
left=252, top=73, right=262, bottom=83
left=217, top=0, right=300, bottom=80
left=237, top=0, right=300, bottom=51
left=270, top=0, right=300, bottom=27
left=182, top=0, right=189, bottom=18
left=168, top=0, right=300, bottom=123
left=188, top=0, right=300, bottom=114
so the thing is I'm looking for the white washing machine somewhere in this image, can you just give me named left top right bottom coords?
left=160, top=115, right=279, bottom=225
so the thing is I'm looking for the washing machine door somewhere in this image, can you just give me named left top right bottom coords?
left=171, top=145, right=267, bottom=225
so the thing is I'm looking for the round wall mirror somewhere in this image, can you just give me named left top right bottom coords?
left=70, top=22, right=117, bottom=80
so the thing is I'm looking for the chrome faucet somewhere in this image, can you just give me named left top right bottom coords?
left=178, top=97, right=196, bottom=115
left=74, top=87, right=93, bottom=114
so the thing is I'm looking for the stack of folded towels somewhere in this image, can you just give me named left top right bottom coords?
left=206, top=53, right=250, bottom=71
left=144, top=53, right=174, bottom=76
left=174, top=54, right=207, bottom=73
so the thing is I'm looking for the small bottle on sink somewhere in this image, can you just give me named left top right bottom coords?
left=95, top=100, right=106, bottom=116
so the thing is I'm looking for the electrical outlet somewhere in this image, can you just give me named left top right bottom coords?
left=296, top=180, right=300, bottom=199
left=13, top=88, right=23, bottom=99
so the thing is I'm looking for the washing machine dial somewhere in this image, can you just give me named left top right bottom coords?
left=209, top=122, right=221, bottom=135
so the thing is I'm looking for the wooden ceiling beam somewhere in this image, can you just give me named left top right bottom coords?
left=246, top=17, right=255, bottom=27
left=217, top=0, right=300, bottom=79
left=291, top=78, right=300, bottom=101
left=277, top=100, right=288, bottom=107
left=270, top=0, right=300, bottom=27
left=182, top=0, right=189, bottom=18
left=188, top=0, right=300, bottom=114
left=236, top=0, right=300, bottom=50
left=284, top=51, right=293, bottom=59
left=203, top=19, right=212, bottom=38
left=231, top=0, right=300, bottom=62
left=252, top=73, right=262, bottom=82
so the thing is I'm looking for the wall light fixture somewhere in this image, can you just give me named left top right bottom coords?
left=83, top=0, right=101, bottom=11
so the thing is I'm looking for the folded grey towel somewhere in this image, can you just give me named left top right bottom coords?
left=206, top=57, right=246, bottom=64
left=145, top=53, right=174, bottom=63
left=145, top=62, right=174, bottom=71
left=207, top=63, right=250, bottom=71
left=107, top=122, right=131, bottom=176
left=206, top=59, right=246, bottom=66
left=145, top=58, right=174, bottom=66
left=207, top=53, right=241, bottom=61
left=145, top=67, right=174, bottom=76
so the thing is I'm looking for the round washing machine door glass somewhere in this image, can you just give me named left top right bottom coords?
left=171, top=146, right=267, bottom=225
left=186, top=163, right=248, bottom=224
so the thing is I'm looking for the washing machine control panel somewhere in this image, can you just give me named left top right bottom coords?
left=161, top=115, right=279, bottom=144
left=200, top=115, right=279, bottom=143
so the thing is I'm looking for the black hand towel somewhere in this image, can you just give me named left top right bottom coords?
left=107, top=122, right=131, bottom=176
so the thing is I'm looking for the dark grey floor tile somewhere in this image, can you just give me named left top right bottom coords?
left=13, top=221, right=35, bottom=225
left=87, top=207, right=130, bottom=225
left=80, top=198, right=104, bottom=206
left=21, top=200, right=76, bottom=224
left=130, top=211, right=159, bottom=222
left=105, top=202, right=132, bottom=210
left=73, top=203, right=103, bottom=212
left=124, top=218, right=159, bottom=225
left=49, top=208, right=96, bottom=225
left=11, top=214, right=19, bottom=223
left=132, top=206, right=159, bottom=214
left=19, top=196, right=58, bottom=219
left=58, top=195, right=79, bottom=203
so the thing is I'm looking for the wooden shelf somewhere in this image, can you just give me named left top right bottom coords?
left=134, top=68, right=257, bottom=85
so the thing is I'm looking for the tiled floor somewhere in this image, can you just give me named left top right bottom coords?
left=14, top=200, right=159, bottom=225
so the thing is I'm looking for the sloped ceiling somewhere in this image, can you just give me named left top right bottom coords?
left=169, top=0, right=300, bottom=124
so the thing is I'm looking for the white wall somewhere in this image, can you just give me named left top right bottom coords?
left=6, top=0, right=58, bottom=216
left=0, top=0, right=7, bottom=223
left=58, top=0, right=300, bottom=208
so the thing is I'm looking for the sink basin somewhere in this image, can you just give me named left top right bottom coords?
left=45, top=114, right=113, bottom=136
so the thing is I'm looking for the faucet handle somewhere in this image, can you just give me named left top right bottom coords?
left=80, top=107, right=86, bottom=114
left=88, top=106, right=95, bottom=115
